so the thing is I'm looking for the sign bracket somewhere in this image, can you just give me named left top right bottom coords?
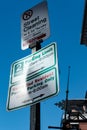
left=29, top=39, right=43, bottom=49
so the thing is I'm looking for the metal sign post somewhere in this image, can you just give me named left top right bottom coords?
left=30, top=103, right=40, bottom=130
left=30, top=42, right=41, bottom=130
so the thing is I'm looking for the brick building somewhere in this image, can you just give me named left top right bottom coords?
left=56, top=91, right=87, bottom=130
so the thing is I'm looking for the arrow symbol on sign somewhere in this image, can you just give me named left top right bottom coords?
left=27, top=67, right=44, bottom=76
left=22, top=94, right=45, bottom=103
left=32, top=94, right=44, bottom=101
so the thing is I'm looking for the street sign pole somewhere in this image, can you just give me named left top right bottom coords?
left=30, top=103, right=40, bottom=130
left=30, top=42, right=41, bottom=130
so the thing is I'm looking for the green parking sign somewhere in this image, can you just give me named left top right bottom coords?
left=7, top=42, right=59, bottom=111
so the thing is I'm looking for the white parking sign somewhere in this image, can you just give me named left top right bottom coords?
left=7, top=42, right=59, bottom=111
left=21, top=1, right=50, bottom=50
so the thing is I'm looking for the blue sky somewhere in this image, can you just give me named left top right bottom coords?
left=0, top=0, right=87, bottom=130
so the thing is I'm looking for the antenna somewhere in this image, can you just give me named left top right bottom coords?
left=48, top=66, right=71, bottom=129
left=64, top=66, right=71, bottom=121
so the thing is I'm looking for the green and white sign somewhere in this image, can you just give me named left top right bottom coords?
left=7, top=42, right=59, bottom=110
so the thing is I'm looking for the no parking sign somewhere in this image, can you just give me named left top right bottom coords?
left=21, top=1, right=50, bottom=50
